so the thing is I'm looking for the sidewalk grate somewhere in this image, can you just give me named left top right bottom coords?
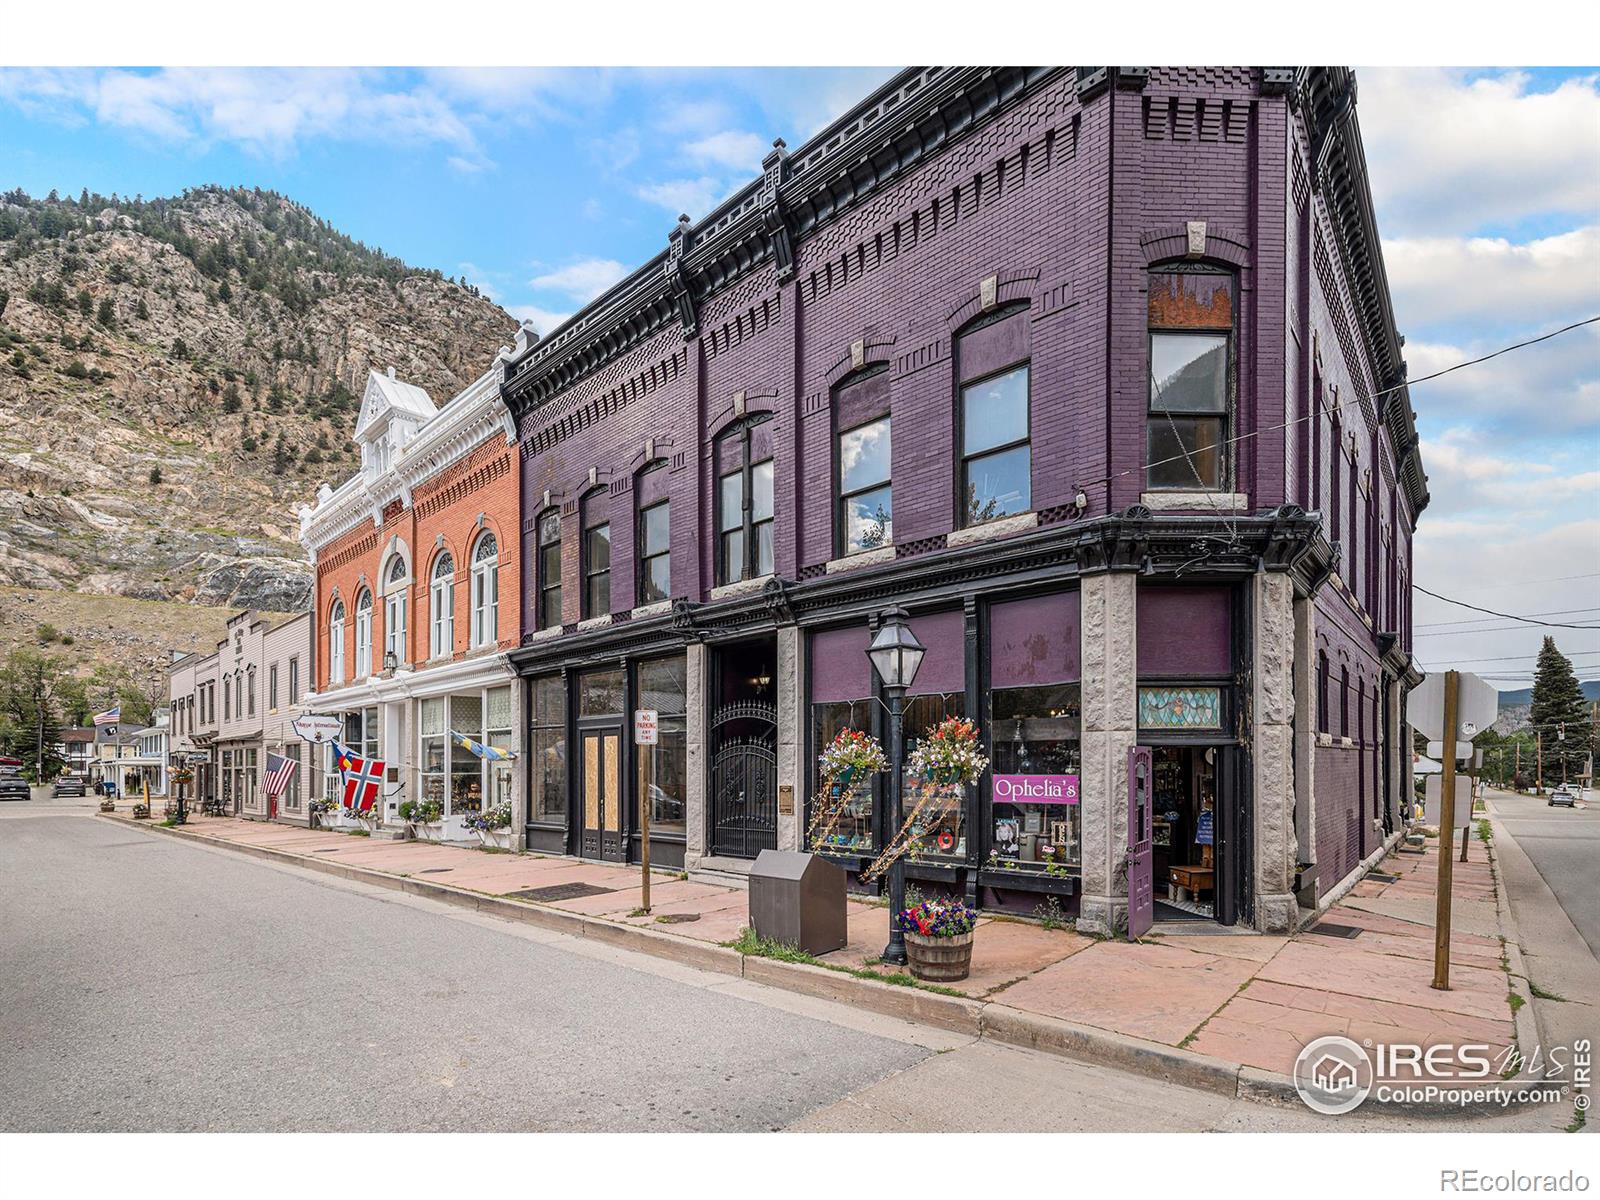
left=506, top=882, right=616, bottom=902
left=418, top=868, right=453, bottom=875
left=1307, top=922, right=1363, bottom=940
left=654, top=913, right=700, bottom=924
left=1364, top=871, right=1401, bottom=883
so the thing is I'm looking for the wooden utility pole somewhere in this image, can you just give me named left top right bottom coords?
left=1432, top=670, right=1460, bottom=991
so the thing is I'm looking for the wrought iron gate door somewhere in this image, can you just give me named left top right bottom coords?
left=709, top=702, right=778, bottom=859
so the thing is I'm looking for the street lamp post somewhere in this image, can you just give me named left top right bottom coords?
left=866, top=607, right=925, bottom=967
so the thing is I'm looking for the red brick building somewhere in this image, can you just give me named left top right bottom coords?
left=300, top=357, right=525, bottom=841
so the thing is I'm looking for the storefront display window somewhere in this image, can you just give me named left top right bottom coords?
left=901, top=691, right=967, bottom=858
left=485, top=685, right=514, bottom=810
left=636, top=656, right=686, bottom=834
left=451, top=693, right=484, bottom=814
left=811, top=699, right=874, bottom=852
left=579, top=668, right=624, bottom=717
left=421, top=696, right=446, bottom=809
left=528, top=675, right=566, bottom=825
left=989, top=684, right=1081, bottom=870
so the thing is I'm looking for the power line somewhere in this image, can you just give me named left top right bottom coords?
left=1424, top=650, right=1600, bottom=666
left=1451, top=572, right=1600, bottom=591
left=1415, top=622, right=1600, bottom=639
left=1415, top=606, right=1600, bottom=630
left=1412, top=584, right=1600, bottom=629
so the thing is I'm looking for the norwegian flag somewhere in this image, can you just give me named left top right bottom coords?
left=333, top=741, right=384, bottom=813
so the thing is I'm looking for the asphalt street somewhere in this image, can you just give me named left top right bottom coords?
left=0, top=806, right=1560, bottom=1133
left=1489, top=787, right=1600, bottom=959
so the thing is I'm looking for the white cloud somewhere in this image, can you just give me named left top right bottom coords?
left=683, top=129, right=767, bottom=172
left=530, top=258, right=629, bottom=301
left=507, top=304, right=573, bottom=337
left=1385, top=226, right=1600, bottom=333
left=633, top=176, right=727, bottom=219
left=1358, top=68, right=1600, bottom=236
left=1407, top=323, right=1600, bottom=438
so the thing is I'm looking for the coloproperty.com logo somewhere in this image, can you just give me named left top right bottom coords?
left=1292, top=1035, right=1591, bottom=1115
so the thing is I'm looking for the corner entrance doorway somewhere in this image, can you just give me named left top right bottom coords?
left=1150, top=745, right=1224, bottom=922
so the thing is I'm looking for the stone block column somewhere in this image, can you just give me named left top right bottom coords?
left=776, top=624, right=803, bottom=852
left=1077, top=570, right=1138, bottom=937
left=1252, top=570, right=1299, bottom=932
left=684, top=641, right=708, bottom=870
left=1291, top=592, right=1317, bottom=901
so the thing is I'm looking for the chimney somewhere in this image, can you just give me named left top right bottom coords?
left=387, top=365, right=396, bottom=380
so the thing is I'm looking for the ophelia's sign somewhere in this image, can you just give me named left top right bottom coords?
left=992, top=774, right=1079, bottom=805
left=1138, top=687, right=1223, bottom=730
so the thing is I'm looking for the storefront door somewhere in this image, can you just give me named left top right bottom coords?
left=579, top=727, right=623, bottom=861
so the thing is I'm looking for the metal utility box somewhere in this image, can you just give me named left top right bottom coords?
left=748, top=850, right=848, bottom=955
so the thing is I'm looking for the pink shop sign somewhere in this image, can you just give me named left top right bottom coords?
left=991, top=774, right=1079, bottom=805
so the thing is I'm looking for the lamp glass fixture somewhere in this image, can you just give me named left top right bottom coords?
left=867, top=609, right=925, bottom=691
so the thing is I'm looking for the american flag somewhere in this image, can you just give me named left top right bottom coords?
left=93, top=705, right=121, bottom=727
left=262, top=752, right=297, bottom=800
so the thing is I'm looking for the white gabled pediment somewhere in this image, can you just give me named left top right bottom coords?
left=354, top=368, right=437, bottom=444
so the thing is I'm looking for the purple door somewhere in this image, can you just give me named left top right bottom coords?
left=1127, top=746, right=1154, bottom=940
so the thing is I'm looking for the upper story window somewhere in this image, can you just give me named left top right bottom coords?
left=1147, top=267, right=1235, bottom=491
left=269, top=664, right=278, bottom=711
left=636, top=462, right=671, bottom=605
left=537, top=509, right=563, bottom=630
left=716, top=414, right=774, bottom=585
left=288, top=656, right=299, bottom=704
left=470, top=530, right=499, bottom=648
left=245, top=666, right=255, bottom=716
left=582, top=489, right=611, bottom=619
left=834, top=365, right=892, bottom=555
left=223, top=675, right=232, bottom=721
left=383, top=554, right=408, bottom=666
left=329, top=599, right=346, bottom=686
left=354, top=588, right=373, bottom=678
left=430, top=551, right=455, bottom=659
left=957, top=307, right=1031, bottom=525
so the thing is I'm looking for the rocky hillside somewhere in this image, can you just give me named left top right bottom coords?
left=0, top=185, right=517, bottom=618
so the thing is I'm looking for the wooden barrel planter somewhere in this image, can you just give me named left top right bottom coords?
left=904, top=930, right=974, bottom=982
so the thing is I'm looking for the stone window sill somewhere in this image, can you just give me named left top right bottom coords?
left=947, top=511, right=1038, bottom=548
left=825, top=545, right=895, bottom=573
left=631, top=600, right=672, bottom=619
left=1139, top=490, right=1251, bottom=513
left=578, top=614, right=613, bottom=631
left=710, top=573, right=774, bottom=601
left=1317, top=732, right=1333, bottom=747
left=1341, top=736, right=1355, bottom=748
left=526, top=625, right=562, bottom=643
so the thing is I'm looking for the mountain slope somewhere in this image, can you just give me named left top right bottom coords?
left=0, top=185, right=516, bottom=616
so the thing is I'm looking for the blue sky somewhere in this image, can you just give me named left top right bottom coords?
left=1, top=65, right=1595, bottom=681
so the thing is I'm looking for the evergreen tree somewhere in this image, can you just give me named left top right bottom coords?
left=135, top=296, right=150, bottom=320
left=0, top=649, right=69, bottom=783
left=76, top=288, right=93, bottom=316
left=1530, top=637, right=1591, bottom=784
left=96, top=296, right=115, bottom=327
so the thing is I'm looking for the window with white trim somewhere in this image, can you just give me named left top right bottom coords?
left=470, top=531, right=499, bottom=648
left=354, top=588, right=373, bottom=678
left=430, top=551, right=455, bottom=659
left=383, top=555, right=408, bottom=666
left=329, top=600, right=346, bottom=685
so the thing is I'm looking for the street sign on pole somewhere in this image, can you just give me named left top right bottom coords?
left=1411, top=671, right=1498, bottom=743
left=634, top=709, right=658, bottom=912
left=1432, top=671, right=1463, bottom=992
left=1424, top=775, right=1474, bottom=830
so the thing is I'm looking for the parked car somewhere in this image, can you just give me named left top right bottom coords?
left=1548, top=784, right=1580, bottom=808
left=0, top=772, right=28, bottom=802
left=53, top=775, right=87, bottom=797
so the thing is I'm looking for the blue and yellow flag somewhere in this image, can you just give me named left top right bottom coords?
left=450, top=730, right=515, bottom=761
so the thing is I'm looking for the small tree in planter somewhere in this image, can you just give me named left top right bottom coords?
left=810, top=728, right=888, bottom=853
left=461, top=802, right=513, bottom=848
left=898, top=897, right=980, bottom=982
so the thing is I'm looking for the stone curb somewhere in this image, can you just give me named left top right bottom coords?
left=101, top=814, right=1551, bottom=1119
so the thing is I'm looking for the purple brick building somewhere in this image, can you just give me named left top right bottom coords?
left=502, top=66, right=1426, bottom=934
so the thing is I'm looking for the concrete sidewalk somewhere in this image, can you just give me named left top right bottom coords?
left=104, top=811, right=1530, bottom=1102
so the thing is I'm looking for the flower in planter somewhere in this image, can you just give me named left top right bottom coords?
left=904, top=716, right=988, bottom=787
left=899, top=898, right=979, bottom=938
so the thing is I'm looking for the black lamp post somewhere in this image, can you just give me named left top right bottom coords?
left=867, top=606, right=925, bottom=966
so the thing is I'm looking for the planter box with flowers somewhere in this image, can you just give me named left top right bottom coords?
left=98, top=799, right=116, bottom=814
left=462, top=802, right=514, bottom=849
left=398, top=799, right=446, bottom=841
left=899, top=898, right=980, bottom=982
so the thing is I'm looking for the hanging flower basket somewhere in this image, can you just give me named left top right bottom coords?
left=899, top=899, right=979, bottom=982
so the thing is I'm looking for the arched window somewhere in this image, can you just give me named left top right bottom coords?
left=636, top=462, right=671, bottom=604
left=956, top=305, right=1031, bottom=525
left=430, top=551, right=455, bottom=659
left=246, top=665, right=257, bottom=716
left=1147, top=265, right=1235, bottom=491
left=1339, top=666, right=1351, bottom=738
left=328, top=599, right=346, bottom=686
left=353, top=588, right=373, bottom=678
left=715, top=415, right=774, bottom=585
left=1317, top=651, right=1329, bottom=733
left=581, top=489, right=611, bottom=619
left=834, top=365, right=892, bottom=555
left=537, top=509, right=562, bottom=630
left=383, top=554, right=408, bottom=667
left=470, top=530, right=499, bottom=648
